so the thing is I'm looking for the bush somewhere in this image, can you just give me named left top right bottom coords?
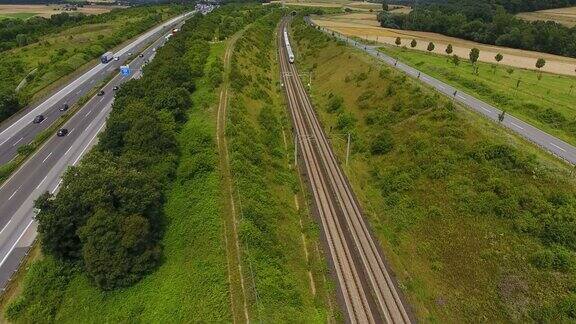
left=326, top=94, right=343, bottom=113
left=370, top=131, right=394, bottom=155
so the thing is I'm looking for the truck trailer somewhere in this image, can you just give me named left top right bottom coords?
left=100, top=51, right=114, bottom=64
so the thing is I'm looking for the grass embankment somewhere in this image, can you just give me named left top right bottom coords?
left=226, top=12, right=334, bottom=322
left=379, top=45, right=576, bottom=146
left=293, top=17, right=576, bottom=322
left=0, top=13, right=37, bottom=20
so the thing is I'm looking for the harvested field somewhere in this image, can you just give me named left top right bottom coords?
left=271, top=0, right=382, bottom=11
left=313, top=13, right=576, bottom=76
left=0, top=4, right=119, bottom=19
left=517, top=6, right=576, bottom=28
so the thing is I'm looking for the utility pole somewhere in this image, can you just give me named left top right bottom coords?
left=346, top=133, right=351, bottom=167
left=294, top=135, right=298, bottom=167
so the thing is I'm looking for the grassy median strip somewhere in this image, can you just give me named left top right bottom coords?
left=293, top=16, right=576, bottom=323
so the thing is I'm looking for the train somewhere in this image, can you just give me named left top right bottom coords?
left=283, top=27, right=295, bottom=63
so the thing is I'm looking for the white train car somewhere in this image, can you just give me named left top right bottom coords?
left=283, top=27, right=295, bottom=63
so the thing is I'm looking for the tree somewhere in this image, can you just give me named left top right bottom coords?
left=495, top=53, right=504, bottom=63
left=427, top=42, right=435, bottom=52
left=469, top=48, right=480, bottom=65
left=536, top=58, right=546, bottom=79
left=445, top=44, right=453, bottom=55
left=451, top=54, right=460, bottom=66
left=410, top=39, right=417, bottom=48
left=395, top=37, right=401, bottom=46
left=371, top=131, right=394, bottom=155
left=382, top=0, right=388, bottom=11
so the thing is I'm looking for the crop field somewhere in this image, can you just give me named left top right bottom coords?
left=517, top=6, right=576, bottom=28
left=271, top=0, right=382, bottom=11
left=0, top=4, right=118, bottom=19
left=293, top=16, right=576, bottom=323
left=379, top=45, right=576, bottom=147
left=312, top=13, right=576, bottom=76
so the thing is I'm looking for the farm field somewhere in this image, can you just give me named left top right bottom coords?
left=293, top=16, right=576, bottom=322
left=312, top=13, right=576, bottom=76
left=0, top=4, right=119, bottom=19
left=271, top=0, right=382, bottom=11
left=379, top=45, right=576, bottom=147
left=517, top=6, right=576, bottom=28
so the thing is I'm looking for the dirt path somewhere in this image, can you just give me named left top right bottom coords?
left=313, top=13, right=576, bottom=76
left=217, top=30, right=250, bottom=324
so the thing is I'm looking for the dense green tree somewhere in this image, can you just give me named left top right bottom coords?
left=445, top=44, right=453, bottom=55
left=495, top=53, right=503, bottom=63
left=410, top=38, right=417, bottom=48
left=469, top=48, right=480, bottom=64
left=395, top=36, right=401, bottom=46
left=427, top=42, right=435, bottom=52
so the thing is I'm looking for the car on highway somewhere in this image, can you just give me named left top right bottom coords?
left=59, top=103, right=69, bottom=111
left=97, top=90, right=105, bottom=96
left=113, top=86, right=119, bottom=91
left=139, top=54, right=144, bottom=58
left=33, top=115, right=44, bottom=124
left=57, top=128, right=68, bottom=137
left=114, top=57, right=120, bottom=61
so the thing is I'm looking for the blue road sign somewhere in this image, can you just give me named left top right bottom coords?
left=120, top=65, right=130, bottom=76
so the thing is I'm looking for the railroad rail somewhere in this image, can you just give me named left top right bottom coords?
left=277, top=18, right=412, bottom=324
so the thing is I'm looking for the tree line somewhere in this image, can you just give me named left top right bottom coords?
left=33, top=4, right=269, bottom=291
left=379, top=0, right=576, bottom=58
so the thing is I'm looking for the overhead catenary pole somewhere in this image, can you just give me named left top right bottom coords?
left=346, top=133, right=351, bottom=167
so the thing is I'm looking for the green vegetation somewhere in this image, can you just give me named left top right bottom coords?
left=227, top=11, right=333, bottom=322
left=378, top=0, right=576, bottom=57
left=0, top=5, right=185, bottom=125
left=379, top=45, right=576, bottom=146
left=4, top=5, right=269, bottom=322
left=0, top=13, right=38, bottom=20
left=294, top=16, right=576, bottom=322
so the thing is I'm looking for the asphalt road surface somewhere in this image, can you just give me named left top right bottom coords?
left=306, top=17, right=576, bottom=166
left=280, top=19, right=412, bottom=323
left=0, top=12, right=193, bottom=166
left=0, top=14, right=192, bottom=291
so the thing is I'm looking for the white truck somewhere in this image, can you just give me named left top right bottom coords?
left=100, top=51, right=114, bottom=64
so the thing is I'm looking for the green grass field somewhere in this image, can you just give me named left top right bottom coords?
left=0, top=12, right=37, bottom=20
left=2, top=42, right=232, bottom=323
left=294, top=17, right=576, bottom=322
left=379, top=45, right=576, bottom=146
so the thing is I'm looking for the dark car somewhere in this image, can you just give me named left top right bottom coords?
left=139, top=53, right=144, bottom=58
left=97, top=90, right=105, bottom=96
left=59, top=103, right=69, bottom=111
left=33, top=115, right=44, bottom=124
left=57, top=128, right=68, bottom=137
left=113, top=86, right=119, bottom=91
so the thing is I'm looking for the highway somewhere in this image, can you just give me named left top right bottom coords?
left=0, top=12, right=192, bottom=166
left=306, top=17, right=576, bottom=166
left=279, top=19, right=412, bottom=323
left=0, top=14, right=191, bottom=291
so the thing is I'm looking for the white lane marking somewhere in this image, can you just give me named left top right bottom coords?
left=12, top=137, right=23, bottom=147
left=68, top=128, right=74, bottom=135
left=511, top=122, right=524, bottom=130
left=0, top=139, right=8, bottom=146
left=481, top=107, right=491, bottom=113
left=36, top=175, right=48, bottom=189
left=0, top=218, right=13, bottom=235
left=8, top=189, right=18, bottom=201
left=85, top=110, right=92, bottom=117
left=550, top=142, right=567, bottom=152
left=42, top=152, right=53, bottom=164
left=72, top=122, right=105, bottom=166
left=0, top=219, right=34, bottom=268
left=438, top=85, right=446, bottom=90
left=65, top=146, right=73, bottom=156
left=89, top=80, right=94, bottom=85
left=457, top=94, right=466, bottom=100
left=76, top=90, right=82, bottom=95
left=51, top=179, right=63, bottom=194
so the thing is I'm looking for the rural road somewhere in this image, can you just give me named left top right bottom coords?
left=281, top=19, right=412, bottom=323
left=306, top=17, right=576, bottom=166
left=0, top=14, right=192, bottom=291
left=0, top=11, right=193, bottom=165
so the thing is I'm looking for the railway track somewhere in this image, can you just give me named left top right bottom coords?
left=277, top=18, right=412, bottom=324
